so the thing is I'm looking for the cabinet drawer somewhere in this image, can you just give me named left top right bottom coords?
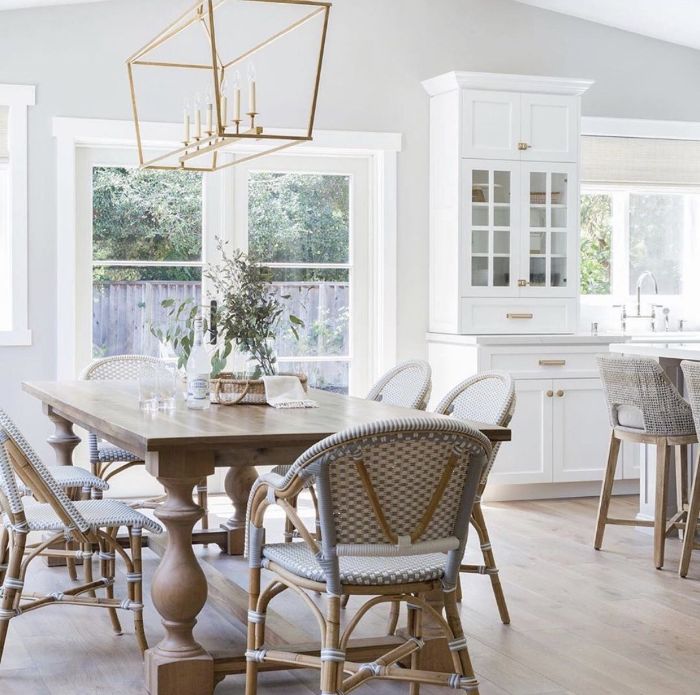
left=489, top=351, right=598, bottom=377
left=459, top=298, right=576, bottom=334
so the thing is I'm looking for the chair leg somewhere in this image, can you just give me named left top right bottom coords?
left=245, top=566, right=262, bottom=695
left=283, top=496, right=297, bottom=543
left=129, top=528, right=147, bottom=654
left=99, top=540, right=122, bottom=636
left=91, top=460, right=104, bottom=500
left=0, top=527, right=26, bottom=664
left=675, top=445, right=689, bottom=539
left=386, top=598, right=400, bottom=636
left=594, top=432, right=621, bottom=550
left=320, top=595, right=342, bottom=695
left=0, top=526, right=8, bottom=585
left=680, top=452, right=700, bottom=578
left=655, top=443, right=671, bottom=570
left=65, top=538, right=79, bottom=582
left=407, top=596, right=423, bottom=695
left=443, top=589, right=479, bottom=694
left=471, top=502, right=510, bottom=625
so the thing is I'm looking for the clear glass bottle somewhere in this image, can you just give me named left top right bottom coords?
left=186, top=316, right=210, bottom=410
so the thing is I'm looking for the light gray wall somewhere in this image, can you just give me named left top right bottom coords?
left=2, top=0, right=700, bottom=454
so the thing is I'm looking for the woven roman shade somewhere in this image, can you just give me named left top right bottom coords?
left=0, top=106, right=8, bottom=161
left=581, top=136, right=700, bottom=187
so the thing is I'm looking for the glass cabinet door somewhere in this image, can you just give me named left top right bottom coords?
left=521, top=162, right=576, bottom=296
left=463, top=160, right=520, bottom=296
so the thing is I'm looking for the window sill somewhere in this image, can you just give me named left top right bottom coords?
left=0, top=328, right=32, bottom=346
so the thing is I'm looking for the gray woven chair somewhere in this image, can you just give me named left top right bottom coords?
left=244, top=417, right=490, bottom=695
left=679, top=360, right=700, bottom=577
left=595, top=354, right=696, bottom=569
left=366, top=359, right=433, bottom=410
left=82, top=355, right=209, bottom=528
left=435, top=372, right=515, bottom=624
left=0, top=408, right=109, bottom=584
left=0, top=416, right=162, bottom=663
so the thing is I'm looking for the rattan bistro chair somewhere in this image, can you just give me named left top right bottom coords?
left=82, top=355, right=209, bottom=527
left=0, top=419, right=162, bottom=662
left=435, top=372, right=515, bottom=625
left=595, top=354, right=697, bottom=569
left=0, top=409, right=110, bottom=584
left=679, top=360, right=700, bottom=577
left=244, top=418, right=490, bottom=695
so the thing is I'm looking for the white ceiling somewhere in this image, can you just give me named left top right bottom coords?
left=0, top=0, right=107, bottom=9
left=513, top=0, right=700, bottom=51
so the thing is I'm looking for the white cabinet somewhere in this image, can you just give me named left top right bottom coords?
left=423, top=71, right=593, bottom=335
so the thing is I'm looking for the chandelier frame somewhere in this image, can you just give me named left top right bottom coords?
left=126, top=0, right=331, bottom=172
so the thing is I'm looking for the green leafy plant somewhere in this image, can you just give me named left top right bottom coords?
left=150, top=241, right=303, bottom=377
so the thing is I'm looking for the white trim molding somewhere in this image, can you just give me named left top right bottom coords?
left=422, top=71, right=594, bottom=97
left=52, top=117, right=401, bottom=379
left=0, top=84, right=35, bottom=347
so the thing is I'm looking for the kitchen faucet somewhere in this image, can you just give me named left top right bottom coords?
left=636, top=271, right=658, bottom=317
left=614, top=271, right=665, bottom=333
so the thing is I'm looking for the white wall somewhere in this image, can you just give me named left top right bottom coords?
left=2, top=0, right=700, bottom=458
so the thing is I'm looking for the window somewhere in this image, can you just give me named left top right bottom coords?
left=0, top=85, right=34, bottom=345
left=91, top=166, right=204, bottom=358
left=580, top=135, right=700, bottom=298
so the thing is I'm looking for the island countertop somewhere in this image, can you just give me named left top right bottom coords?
left=609, top=342, right=700, bottom=361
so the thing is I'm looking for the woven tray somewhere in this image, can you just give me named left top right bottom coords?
left=210, top=372, right=308, bottom=405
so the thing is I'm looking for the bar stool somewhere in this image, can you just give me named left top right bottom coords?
left=595, top=354, right=697, bottom=569
left=679, top=360, right=700, bottom=577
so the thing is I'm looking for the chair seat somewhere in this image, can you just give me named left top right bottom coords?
left=96, top=441, right=142, bottom=463
left=3, top=499, right=162, bottom=534
left=262, top=542, right=447, bottom=586
left=17, top=465, right=109, bottom=496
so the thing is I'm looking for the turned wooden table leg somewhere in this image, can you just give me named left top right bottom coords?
left=145, top=448, right=216, bottom=695
left=221, top=464, right=259, bottom=556
left=45, top=405, right=81, bottom=466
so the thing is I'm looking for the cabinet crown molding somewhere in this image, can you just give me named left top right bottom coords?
left=422, top=71, right=594, bottom=97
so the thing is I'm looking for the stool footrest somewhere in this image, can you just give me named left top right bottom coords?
left=605, top=518, right=654, bottom=527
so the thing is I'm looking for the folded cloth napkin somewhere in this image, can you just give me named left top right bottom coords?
left=262, top=375, right=318, bottom=409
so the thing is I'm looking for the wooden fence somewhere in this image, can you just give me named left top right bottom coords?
left=92, top=281, right=350, bottom=365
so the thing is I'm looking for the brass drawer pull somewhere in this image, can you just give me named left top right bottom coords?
left=556, top=390, right=565, bottom=397
left=546, top=390, right=554, bottom=398
left=539, top=359, right=566, bottom=366
left=506, top=313, right=533, bottom=319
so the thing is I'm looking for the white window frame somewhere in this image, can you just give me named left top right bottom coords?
left=0, top=84, right=35, bottom=346
left=53, top=117, right=401, bottom=385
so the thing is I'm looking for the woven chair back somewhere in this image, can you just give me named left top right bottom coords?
left=681, top=360, right=700, bottom=435
left=596, top=354, right=694, bottom=436
left=435, top=371, right=515, bottom=484
left=81, top=354, right=164, bottom=381
left=288, top=418, right=490, bottom=592
left=366, top=360, right=432, bottom=410
left=0, top=409, right=90, bottom=536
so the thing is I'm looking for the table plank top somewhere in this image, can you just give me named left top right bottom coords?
left=23, top=380, right=510, bottom=456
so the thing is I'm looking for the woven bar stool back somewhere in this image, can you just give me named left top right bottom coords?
left=366, top=359, right=432, bottom=410
left=595, top=354, right=696, bottom=569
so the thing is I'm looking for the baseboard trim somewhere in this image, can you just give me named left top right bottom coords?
left=483, top=478, right=639, bottom=502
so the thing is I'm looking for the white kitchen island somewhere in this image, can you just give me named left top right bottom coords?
left=609, top=341, right=700, bottom=522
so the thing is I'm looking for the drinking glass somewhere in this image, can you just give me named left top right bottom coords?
left=157, top=363, right=178, bottom=411
left=138, top=363, right=158, bottom=411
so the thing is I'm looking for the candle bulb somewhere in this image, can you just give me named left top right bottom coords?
left=247, top=63, right=257, bottom=114
left=206, top=91, right=213, bottom=134
left=183, top=100, right=191, bottom=142
left=194, top=93, right=202, bottom=139
left=232, top=70, right=241, bottom=123
left=220, top=78, right=228, bottom=130
left=222, top=96, right=228, bottom=128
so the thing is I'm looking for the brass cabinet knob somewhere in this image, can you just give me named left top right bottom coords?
left=517, top=142, right=531, bottom=151
left=546, top=390, right=554, bottom=398
left=517, top=279, right=529, bottom=287
left=556, top=390, right=564, bottom=397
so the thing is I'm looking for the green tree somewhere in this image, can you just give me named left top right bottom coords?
left=580, top=193, right=612, bottom=295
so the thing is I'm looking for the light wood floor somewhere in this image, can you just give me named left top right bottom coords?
left=3, top=494, right=700, bottom=694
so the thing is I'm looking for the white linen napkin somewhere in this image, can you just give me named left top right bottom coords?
left=262, top=375, right=318, bottom=409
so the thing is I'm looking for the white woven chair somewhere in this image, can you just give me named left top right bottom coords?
left=0, top=416, right=162, bottom=662
left=82, top=355, right=209, bottom=528
left=595, top=354, right=696, bottom=569
left=679, top=360, right=700, bottom=577
left=0, top=408, right=109, bottom=584
left=244, top=417, right=491, bottom=695
left=434, top=372, right=515, bottom=625
left=366, top=359, right=433, bottom=410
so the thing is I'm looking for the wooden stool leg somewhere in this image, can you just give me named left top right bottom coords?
left=655, top=443, right=671, bottom=570
left=594, top=432, right=621, bottom=550
left=471, top=502, right=510, bottom=624
left=130, top=528, right=148, bottom=654
left=407, top=597, right=423, bottom=695
left=245, top=566, right=261, bottom=695
left=320, top=595, right=342, bottom=695
left=680, top=452, right=700, bottom=577
left=444, top=589, right=480, bottom=694
left=386, top=599, right=400, bottom=636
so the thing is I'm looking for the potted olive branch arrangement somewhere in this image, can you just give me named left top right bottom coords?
left=151, top=240, right=304, bottom=392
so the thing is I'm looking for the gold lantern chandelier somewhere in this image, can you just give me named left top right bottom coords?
left=126, top=0, right=331, bottom=172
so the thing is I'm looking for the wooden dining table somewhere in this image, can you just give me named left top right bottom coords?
left=23, top=380, right=510, bottom=695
